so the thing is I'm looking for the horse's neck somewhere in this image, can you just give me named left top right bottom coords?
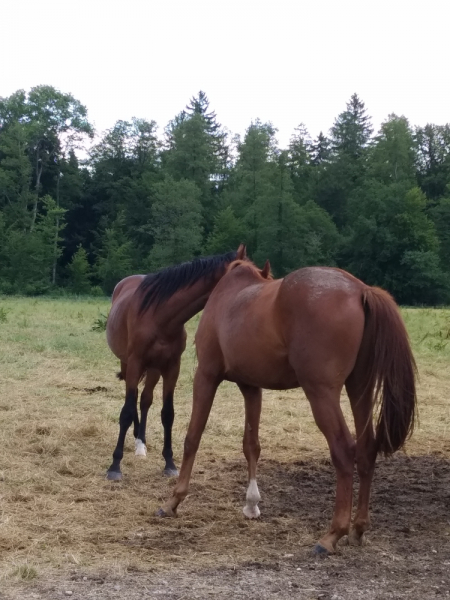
left=164, top=276, right=217, bottom=327
left=230, top=268, right=267, bottom=290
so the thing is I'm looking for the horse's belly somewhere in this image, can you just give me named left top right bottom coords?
left=223, top=352, right=298, bottom=390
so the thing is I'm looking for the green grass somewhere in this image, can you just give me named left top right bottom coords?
left=402, top=307, right=450, bottom=358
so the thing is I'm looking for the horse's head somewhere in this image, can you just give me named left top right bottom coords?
left=227, top=256, right=273, bottom=281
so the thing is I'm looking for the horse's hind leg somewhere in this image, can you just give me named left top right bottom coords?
left=107, top=356, right=143, bottom=481
left=303, top=384, right=356, bottom=555
left=239, top=384, right=262, bottom=519
left=135, top=368, right=160, bottom=457
left=160, top=359, right=181, bottom=476
left=345, top=375, right=377, bottom=547
left=158, top=367, right=220, bottom=516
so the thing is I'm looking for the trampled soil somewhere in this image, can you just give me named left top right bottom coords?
left=4, top=453, right=450, bottom=599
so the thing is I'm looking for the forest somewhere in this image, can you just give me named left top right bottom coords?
left=0, top=86, right=449, bottom=305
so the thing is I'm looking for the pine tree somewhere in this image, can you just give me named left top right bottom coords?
left=67, top=245, right=91, bottom=294
left=95, top=214, right=133, bottom=294
left=310, top=132, right=331, bottom=166
left=147, top=176, right=203, bottom=269
left=288, top=124, right=314, bottom=204
left=163, top=92, right=229, bottom=236
left=205, top=206, right=246, bottom=255
left=331, top=93, right=373, bottom=159
left=315, top=94, right=373, bottom=227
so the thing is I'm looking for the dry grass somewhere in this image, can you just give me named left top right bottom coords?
left=0, top=297, right=449, bottom=586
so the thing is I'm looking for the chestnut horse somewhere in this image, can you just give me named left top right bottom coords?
left=158, top=258, right=417, bottom=555
left=105, top=245, right=246, bottom=481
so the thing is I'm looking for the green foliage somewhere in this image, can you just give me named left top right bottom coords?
left=429, top=196, right=450, bottom=270
left=205, top=206, right=246, bottom=254
left=396, top=250, right=449, bottom=305
left=90, top=285, right=105, bottom=297
left=370, top=115, right=416, bottom=184
left=416, top=124, right=450, bottom=201
left=342, top=183, right=446, bottom=304
left=1, top=87, right=450, bottom=305
left=67, top=246, right=91, bottom=294
left=95, top=214, right=133, bottom=295
left=91, top=311, right=109, bottom=332
left=0, top=195, right=65, bottom=294
left=147, top=176, right=203, bottom=269
left=331, top=93, right=373, bottom=159
left=163, top=92, right=229, bottom=234
left=0, top=306, right=9, bottom=323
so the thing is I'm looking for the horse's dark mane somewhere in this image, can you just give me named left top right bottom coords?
left=138, top=251, right=237, bottom=314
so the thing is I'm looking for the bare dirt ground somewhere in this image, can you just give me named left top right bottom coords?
left=0, top=301, right=449, bottom=599
left=3, top=453, right=450, bottom=599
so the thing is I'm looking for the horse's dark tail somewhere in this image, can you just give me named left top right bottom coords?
left=117, top=369, right=146, bottom=384
left=361, top=286, right=417, bottom=456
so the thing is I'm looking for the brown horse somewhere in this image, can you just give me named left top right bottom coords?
left=158, top=258, right=417, bottom=555
left=105, top=245, right=247, bottom=481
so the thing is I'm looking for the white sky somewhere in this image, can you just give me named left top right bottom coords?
left=1, top=0, right=449, bottom=148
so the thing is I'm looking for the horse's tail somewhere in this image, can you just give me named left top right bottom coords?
left=361, top=286, right=417, bottom=456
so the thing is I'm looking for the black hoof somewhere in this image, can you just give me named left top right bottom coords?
left=163, top=468, right=179, bottom=477
left=156, top=508, right=168, bottom=517
left=313, top=544, right=331, bottom=557
left=106, top=470, right=122, bottom=481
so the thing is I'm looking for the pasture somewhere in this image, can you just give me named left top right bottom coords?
left=0, top=297, right=449, bottom=599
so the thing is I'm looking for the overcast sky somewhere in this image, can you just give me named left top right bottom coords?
left=1, top=0, right=449, bottom=147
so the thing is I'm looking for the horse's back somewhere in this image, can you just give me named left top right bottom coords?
left=278, top=267, right=364, bottom=313
left=200, top=265, right=368, bottom=390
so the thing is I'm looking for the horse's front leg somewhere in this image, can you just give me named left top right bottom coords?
left=239, top=384, right=262, bottom=519
left=158, top=367, right=220, bottom=516
left=160, top=360, right=181, bottom=476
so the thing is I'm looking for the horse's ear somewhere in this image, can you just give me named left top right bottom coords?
left=261, top=259, right=271, bottom=279
left=236, top=243, right=247, bottom=260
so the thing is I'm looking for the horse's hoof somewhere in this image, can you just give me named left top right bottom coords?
left=348, top=530, right=364, bottom=546
left=163, top=468, right=179, bottom=477
left=106, top=470, right=122, bottom=481
left=243, top=505, right=261, bottom=519
left=156, top=507, right=176, bottom=518
left=135, top=439, right=147, bottom=457
left=313, top=544, right=332, bottom=557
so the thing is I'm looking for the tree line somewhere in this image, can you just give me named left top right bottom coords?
left=0, top=86, right=449, bottom=304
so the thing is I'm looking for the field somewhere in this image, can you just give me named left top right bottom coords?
left=0, top=297, right=449, bottom=599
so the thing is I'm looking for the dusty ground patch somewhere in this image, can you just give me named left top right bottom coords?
left=0, top=298, right=449, bottom=598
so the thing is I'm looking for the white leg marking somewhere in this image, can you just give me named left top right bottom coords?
left=135, top=438, right=147, bottom=457
left=243, top=479, right=261, bottom=519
